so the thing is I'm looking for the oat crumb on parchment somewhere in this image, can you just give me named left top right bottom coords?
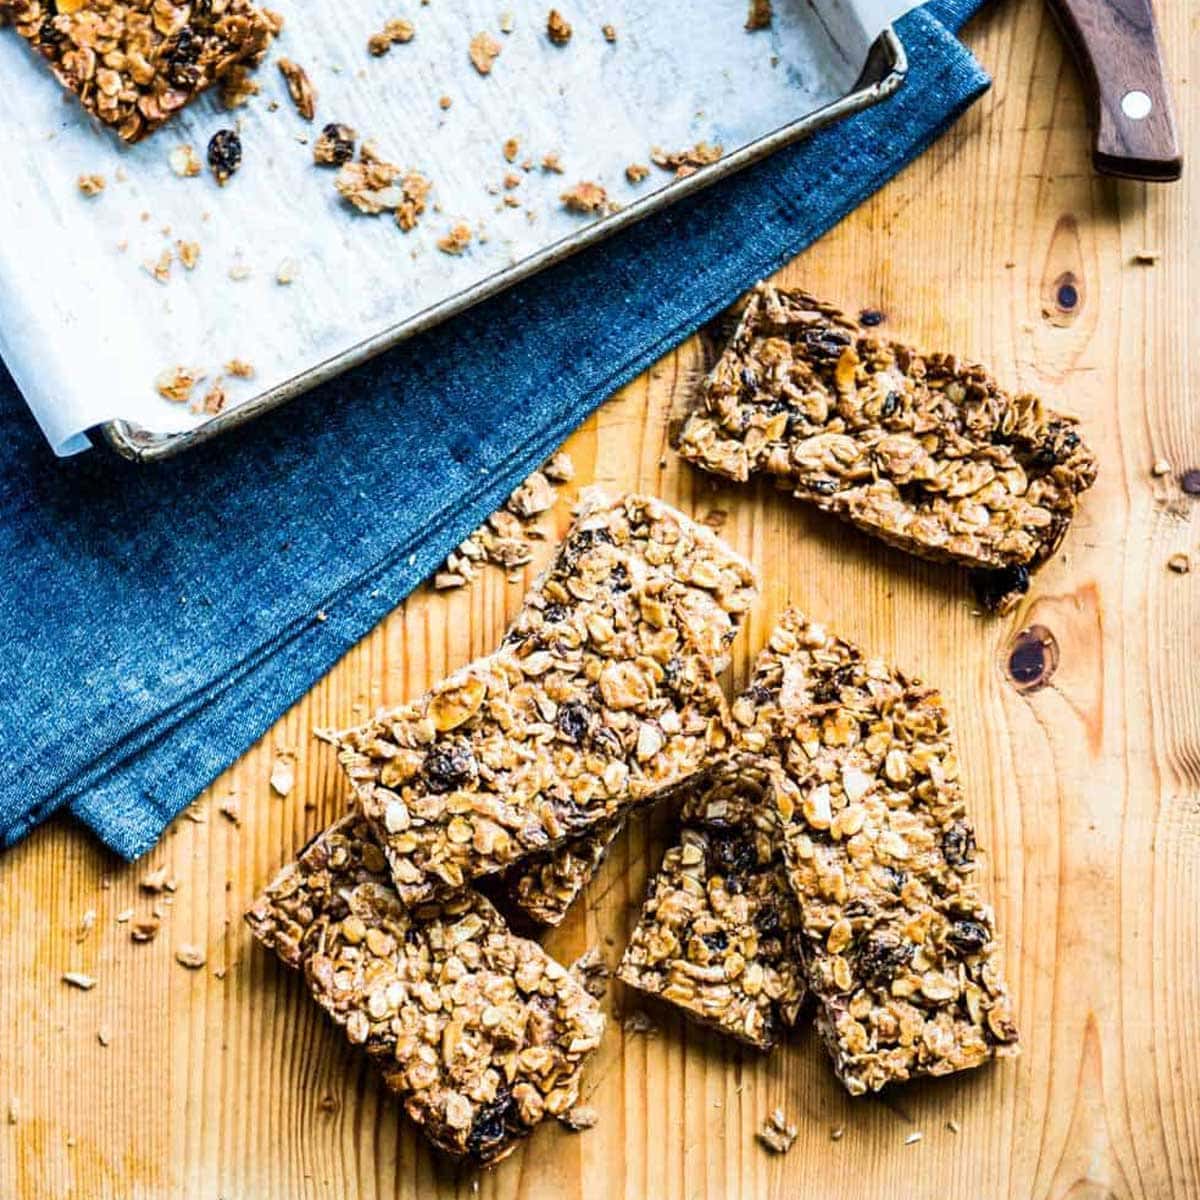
left=314, top=123, right=356, bottom=165
left=651, top=141, right=723, bottom=178
left=502, top=137, right=519, bottom=162
left=601, top=22, right=616, bottom=41
left=77, top=173, right=105, bottom=196
left=225, top=358, right=255, bottom=378
left=169, top=144, right=203, bottom=177
left=546, top=8, right=571, bottom=43
left=219, top=65, right=261, bottom=109
left=469, top=31, right=501, bottom=74
left=437, top=222, right=472, bottom=254
left=541, top=152, right=563, bottom=173
left=757, top=1108, right=797, bottom=1155
left=276, top=258, right=298, bottom=284
left=499, top=9, right=514, bottom=33
left=439, top=94, right=452, bottom=109
left=278, top=58, right=317, bottom=120
left=625, top=162, right=649, bottom=183
left=560, top=181, right=608, bottom=213
left=155, top=366, right=205, bottom=403
left=177, top=240, right=201, bottom=269
left=143, top=247, right=173, bottom=283
left=369, top=17, right=414, bottom=54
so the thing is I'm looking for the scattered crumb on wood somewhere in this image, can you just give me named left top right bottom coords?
left=97, top=1026, right=112, bottom=1047
left=140, top=866, right=170, bottom=893
left=904, top=1131, right=924, bottom=1146
left=561, top=1105, right=598, bottom=1131
left=1152, top=459, right=1172, bottom=477
left=1167, top=552, right=1191, bottom=574
left=62, top=972, right=97, bottom=991
left=175, top=945, right=207, bottom=969
left=757, top=1108, right=797, bottom=1154
left=75, top=909, right=97, bottom=943
left=269, top=755, right=296, bottom=797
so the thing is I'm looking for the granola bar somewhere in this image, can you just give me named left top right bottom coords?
left=677, top=285, right=1097, bottom=611
left=340, top=631, right=731, bottom=906
left=617, top=753, right=805, bottom=1049
left=732, top=610, right=1019, bottom=1092
left=246, top=817, right=605, bottom=1165
left=497, top=494, right=759, bottom=926
left=2, top=0, right=278, bottom=142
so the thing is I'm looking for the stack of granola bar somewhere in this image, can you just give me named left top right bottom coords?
left=246, top=493, right=761, bottom=1164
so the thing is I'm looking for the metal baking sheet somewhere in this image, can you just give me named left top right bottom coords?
left=0, top=0, right=910, bottom=460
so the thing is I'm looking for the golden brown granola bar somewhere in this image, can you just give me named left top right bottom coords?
left=616, top=753, right=805, bottom=1049
left=245, top=816, right=605, bottom=1165
left=677, top=286, right=1097, bottom=611
left=733, top=610, right=1019, bottom=1092
left=339, top=632, right=731, bottom=906
left=497, top=494, right=759, bottom=926
left=2, top=0, right=278, bottom=141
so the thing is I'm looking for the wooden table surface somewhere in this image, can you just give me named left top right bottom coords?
left=3, top=2, right=1198, bottom=1197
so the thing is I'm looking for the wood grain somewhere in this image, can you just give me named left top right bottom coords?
left=2, top=2, right=1198, bottom=1196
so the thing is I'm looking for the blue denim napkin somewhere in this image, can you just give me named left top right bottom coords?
left=0, top=0, right=988, bottom=859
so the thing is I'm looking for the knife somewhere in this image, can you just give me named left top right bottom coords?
left=1046, top=0, right=1182, bottom=180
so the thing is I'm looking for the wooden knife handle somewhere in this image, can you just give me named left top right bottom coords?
left=1046, top=0, right=1182, bottom=181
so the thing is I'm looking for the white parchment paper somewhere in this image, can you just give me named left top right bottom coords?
left=0, top=0, right=916, bottom=456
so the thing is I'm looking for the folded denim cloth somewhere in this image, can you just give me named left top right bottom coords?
left=0, top=0, right=988, bottom=860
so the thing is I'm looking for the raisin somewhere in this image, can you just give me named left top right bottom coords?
left=701, top=931, right=728, bottom=953
left=743, top=683, right=774, bottom=705
left=855, top=931, right=912, bottom=985
left=969, top=564, right=1030, bottom=613
left=164, top=28, right=200, bottom=89
left=37, top=15, right=65, bottom=47
left=946, top=918, right=989, bottom=956
left=755, top=903, right=782, bottom=937
left=541, top=601, right=568, bottom=624
left=559, top=527, right=613, bottom=573
left=859, top=309, right=884, bottom=327
left=207, top=129, right=242, bottom=185
left=805, top=478, right=838, bottom=497
left=607, top=562, right=631, bottom=592
left=708, top=832, right=756, bottom=877
left=422, top=744, right=477, bottom=793
left=941, top=821, right=976, bottom=868
left=466, top=1087, right=517, bottom=1159
left=661, top=656, right=681, bottom=689
left=880, top=390, right=900, bottom=418
left=876, top=865, right=906, bottom=893
left=809, top=677, right=840, bottom=705
left=739, top=366, right=759, bottom=392
left=555, top=700, right=591, bottom=744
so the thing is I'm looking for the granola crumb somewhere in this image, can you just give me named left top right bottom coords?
left=1132, top=250, right=1160, bottom=265
left=228, top=259, right=252, bottom=281
left=601, top=22, right=616, bottom=41
left=1167, top=552, right=1191, bottom=574
left=625, top=162, right=649, bottom=184
left=946, top=1119, right=961, bottom=1134
left=219, top=798, right=241, bottom=825
left=155, top=366, right=204, bottom=403
left=745, top=0, right=772, bottom=29
left=62, top=972, right=97, bottom=991
left=131, top=918, right=160, bottom=943
left=499, top=9, right=514, bottom=32
left=469, top=31, right=501, bottom=75
left=546, top=8, right=571, bottom=43
left=570, top=946, right=609, bottom=998
left=651, top=141, right=723, bottom=178
left=115, top=908, right=134, bottom=923
left=77, top=173, right=105, bottom=196
left=276, top=258, right=298, bottom=284
left=278, top=58, right=317, bottom=120
left=757, top=1108, right=797, bottom=1154
left=434, top=571, right=467, bottom=590
left=143, top=248, right=173, bottom=284
left=542, top=450, right=574, bottom=482
left=197, top=382, right=227, bottom=415
left=175, top=945, right=207, bottom=970
left=1151, top=459, right=1172, bottom=477
left=439, top=94, right=452, bottom=109
left=502, top=137, right=520, bottom=163
left=177, top=240, right=201, bottom=270
left=830, top=1126, right=845, bottom=1141
left=7, top=1098, right=19, bottom=1125
left=314, top=123, right=356, bottom=166
left=560, top=181, right=607, bottom=213
left=269, top=755, right=296, bottom=796
left=369, top=18, right=414, bottom=54
left=503, top=172, right=521, bottom=190
left=561, top=1105, right=598, bottom=1131
left=184, top=803, right=207, bottom=822
left=541, top=152, right=564, bottom=173
left=97, top=1026, right=112, bottom=1047
left=75, top=909, right=96, bottom=943
left=219, top=66, right=260, bottom=110
left=905, top=1131, right=924, bottom=1146
left=225, top=358, right=255, bottom=379
left=437, top=222, right=473, bottom=254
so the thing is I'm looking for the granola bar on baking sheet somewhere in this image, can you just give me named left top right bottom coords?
left=616, top=752, right=805, bottom=1050
left=497, top=493, right=759, bottom=926
left=1, top=0, right=278, bottom=141
left=339, top=630, right=731, bottom=907
left=733, top=610, right=1018, bottom=1092
left=677, top=285, right=1097, bottom=611
left=245, top=817, right=605, bottom=1165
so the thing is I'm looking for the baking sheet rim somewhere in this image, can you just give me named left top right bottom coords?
left=100, top=26, right=907, bottom=463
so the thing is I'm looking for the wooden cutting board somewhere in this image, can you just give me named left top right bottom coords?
left=1, top=2, right=1197, bottom=1196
